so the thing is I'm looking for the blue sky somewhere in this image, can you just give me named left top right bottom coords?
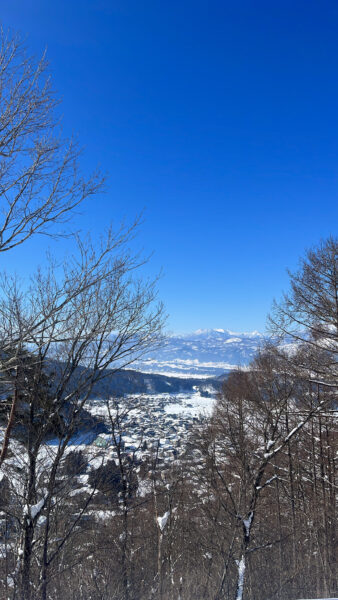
left=2, top=1, right=338, bottom=333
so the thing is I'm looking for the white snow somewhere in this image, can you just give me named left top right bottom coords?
left=77, top=474, right=89, bottom=484
left=31, top=498, right=45, bottom=519
left=24, top=498, right=45, bottom=520
left=256, top=474, right=277, bottom=491
left=164, top=391, right=214, bottom=417
left=243, top=512, right=253, bottom=537
left=91, top=510, right=116, bottom=521
left=235, top=555, right=246, bottom=600
left=157, top=511, right=170, bottom=532
left=137, top=480, right=152, bottom=498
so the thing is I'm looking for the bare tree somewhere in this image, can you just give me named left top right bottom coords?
left=0, top=224, right=163, bottom=459
left=196, top=344, right=337, bottom=600
left=269, top=236, right=338, bottom=384
left=0, top=28, right=102, bottom=253
left=0, top=228, right=164, bottom=600
left=0, top=31, right=164, bottom=600
left=106, top=397, right=144, bottom=600
left=0, top=25, right=106, bottom=468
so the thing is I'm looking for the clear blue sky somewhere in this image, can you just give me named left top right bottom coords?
left=2, top=1, right=338, bottom=333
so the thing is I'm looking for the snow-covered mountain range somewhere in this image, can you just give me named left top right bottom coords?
left=134, top=328, right=264, bottom=378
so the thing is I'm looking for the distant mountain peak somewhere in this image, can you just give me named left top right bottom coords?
left=135, top=328, right=263, bottom=378
left=179, top=328, right=263, bottom=339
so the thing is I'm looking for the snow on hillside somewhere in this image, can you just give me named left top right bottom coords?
left=134, top=328, right=264, bottom=377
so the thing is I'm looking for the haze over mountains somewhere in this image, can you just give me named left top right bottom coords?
left=38, top=329, right=266, bottom=400
left=134, top=328, right=264, bottom=377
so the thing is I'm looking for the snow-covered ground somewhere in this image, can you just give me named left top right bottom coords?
left=164, top=390, right=214, bottom=417
left=0, top=389, right=215, bottom=484
left=85, top=389, right=215, bottom=457
left=133, top=329, right=263, bottom=377
left=33, top=389, right=215, bottom=467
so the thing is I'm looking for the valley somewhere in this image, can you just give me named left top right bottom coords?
left=133, top=328, right=263, bottom=377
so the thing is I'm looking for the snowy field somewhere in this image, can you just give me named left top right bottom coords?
left=164, top=390, right=214, bottom=417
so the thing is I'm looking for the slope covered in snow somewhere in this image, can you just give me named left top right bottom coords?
left=134, top=328, right=264, bottom=377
